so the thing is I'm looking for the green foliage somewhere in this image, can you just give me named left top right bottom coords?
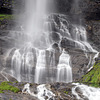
left=0, top=81, right=20, bottom=93
left=0, top=14, right=14, bottom=21
left=81, top=62, right=100, bottom=88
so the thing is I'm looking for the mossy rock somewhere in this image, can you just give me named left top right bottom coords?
left=0, top=81, right=20, bottom=93
left=80, top=62, right=100, bottom=87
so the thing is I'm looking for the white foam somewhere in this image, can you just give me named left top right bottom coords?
left=22, top=83, right=55, bottom=100
left=72, top=83, right=100, bottom=100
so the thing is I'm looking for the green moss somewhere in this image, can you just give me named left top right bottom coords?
left=0, top=81, right=20, bottom=93
left=80, top=62, right=100, bottom=88
left=0, top=14, right=14, bottom=21
left=64, top=91, right=68, bottom=94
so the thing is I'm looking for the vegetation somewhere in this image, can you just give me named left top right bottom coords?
left=80, top=61, right=100, bottom=88
left=0, top=14, right=14, bottom=21
left=0, top=81, right=20, bottom=93
left=64, top=91, right=69, bottom=94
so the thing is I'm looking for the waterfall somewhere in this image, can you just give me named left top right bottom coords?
left=24, top=0, right=52, bottom=49
left=11, top=42, right=35, bottom=82
left=25, top=0, right=47, bottom=36
left=35, top=50, right=46, bottom=83
left=57, top=49, right=72, bottom=83
left=11, top=49, right=21, bottom=82
left=7, top=0, right=99, bottom=84
left=10, top=14, right=98, bottom=83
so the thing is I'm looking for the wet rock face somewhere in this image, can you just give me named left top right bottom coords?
left=54, top=0, right=73, bottom=13
left=69, top=50, right=89, bottom=81
left=86, top=20, right=100, bottom=50
left=79, top=0, right=100, bottom=50
left=82, top=0, right=100, bottom=21
left=77, top=0, right=100, bottom=50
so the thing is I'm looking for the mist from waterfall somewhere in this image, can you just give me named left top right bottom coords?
left=25, top=0, right=46, bottom=35
left=24, top=0, right=49, bottom=49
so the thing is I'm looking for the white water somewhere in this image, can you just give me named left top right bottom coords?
left=11, top=49, right=21, bottom=82
left=72, top=83, right=100, bottom=100
left=22, top=83, right=35, bottom=96
left=11, top=43, right=35, bottom=82
left=37, top=84, right=55, bottom=100
left=55, top=17, right=97, bottom=52
left=35, top=50, right=46, bottom=83
left=22, top=83, right=55, bottom=100
left=57, top=49, right=72, bottom=83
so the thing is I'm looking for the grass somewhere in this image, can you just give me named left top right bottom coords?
left=0, top=81, right=20, bottom=93
left=80, top=61, right=100, bottom=88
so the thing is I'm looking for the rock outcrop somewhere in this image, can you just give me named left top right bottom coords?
left=80, top=56, right=100, bottom=87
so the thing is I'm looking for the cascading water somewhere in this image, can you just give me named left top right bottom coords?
left=35, top=50, right=46, bottom=83
left=7, top=0, right=99, bottom=85
left=11, top=49, right=21, bottom=82
left=22, top=83, right=55, bottom=100
left=9, top=0, right=73, bottom=84
left=72, top=83, right=100, bottom=100
left=11, top=43, right=36, bottom=82
left=57, top=49, right=72, bottom=83
left=10, top=14, right=98, bottom=84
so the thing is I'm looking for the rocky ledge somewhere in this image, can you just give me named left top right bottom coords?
left=0, top=70, right=100, bottom=100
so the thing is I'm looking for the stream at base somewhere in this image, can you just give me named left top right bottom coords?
left=72, top=83, right=100, bottom=100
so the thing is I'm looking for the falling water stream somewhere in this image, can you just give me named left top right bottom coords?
left=57, top=49, right=72, bottom=83
left=35, top=50, right=46, bottom=83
